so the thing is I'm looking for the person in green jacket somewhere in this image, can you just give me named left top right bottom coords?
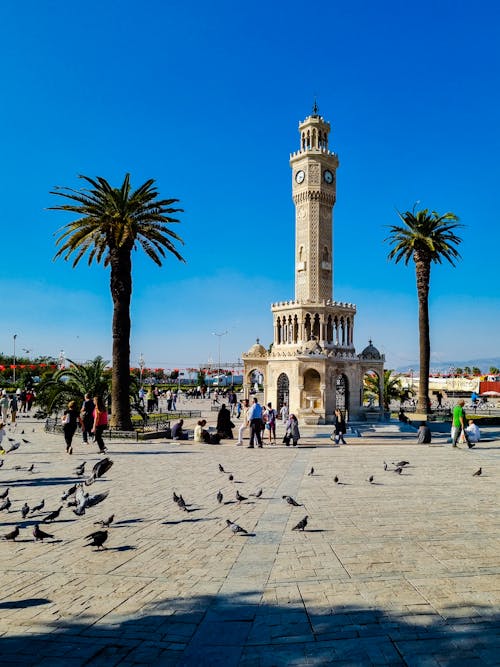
left=452, top=399, right=474, bottom=448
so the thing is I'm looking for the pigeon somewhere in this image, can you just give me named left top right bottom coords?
left=84, top=475, right=95, bottom=486
left=73, top=485, right=109, bottom=516
left=383, top=461, right=388, bottom=471
left=22, top=438, right=29, bottom=444
left=176, top=495, right=187, bottom=510
left=228, top=474, right=234, bottom=482
left=92, top=457, right=113, bottom=479
left=308, top=467, right=314, bottom=476
left=473, top=467, right=482, bottom=477
left=225, top=519, right=248, bottom=535
left=393, top=461, right=409, bottom=467
left=87, top=490, right=109, bottom=509
left=282, top=495, right=302, bottom=506
left=94, top=514, right=114, bottom=527
left=250, top=488, right=263, bottom=498
left=43, top=506, right=63, bottom=523
left=7, top=437, right=14, bottom=442
left=21, top=502, right=30, bottom=519
left=292, top=515, right=308, bottom=531
left=61, top=484, right=77, bottom=501
left=27, top=464, right=35, bottom=473
left=2, top=526, right=19, bottom=541
left=218, top=464, right=225, bottom=473
left=30, top=499, right=45, bottom=513
left=33, top=524, right=54, bottom=541
left=6, top=442, right=20, bottom=453
left=236, top=490, right=247, bottom=503
left=367, top=475, right=374, bottom=483
left=75, top=462, right=86, bottom=476
left=85, top=529, right=108, bottom=549
left=334, top=475, right=339, bottom=484
left=394, top=467, right=403, bottom=474
left=173, top=491, right=180, bottom=503
left=0, top=497, right=12, bottom=511
left=217, top=490, right=223, bottom=504
left=0, top=487, right=9, bottom=499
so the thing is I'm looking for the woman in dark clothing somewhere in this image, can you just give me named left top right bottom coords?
left=216, top=403, right=234, bottom=439
left=62, top=400, right=81, bottom=454
left=80, top=393, right=95, bottom=444
left=332, top=409, right=347, bottom=445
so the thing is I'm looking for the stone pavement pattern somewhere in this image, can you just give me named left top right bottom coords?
left=0, top=417, right=499, bottom=666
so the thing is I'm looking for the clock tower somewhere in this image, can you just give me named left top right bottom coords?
left=242, top=105, right=385, bottom=424
left=290, top=105, right=339, bottom=303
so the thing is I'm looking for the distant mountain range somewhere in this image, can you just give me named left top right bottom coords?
left=396, top=358, right=500, bottom=373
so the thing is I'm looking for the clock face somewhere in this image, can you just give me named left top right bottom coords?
left=295, top=170, right=305, bottom=184
left=323, top=169, right=334, bottom=184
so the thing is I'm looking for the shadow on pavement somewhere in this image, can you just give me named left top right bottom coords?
left=1, top=593, right=498, bottom=666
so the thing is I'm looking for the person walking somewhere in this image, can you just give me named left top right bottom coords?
left=9, top=394, right=18, bottom=425
left=92, top=396, right=108, bottom=453
left=452, top=399, right=474, bottom=448
left=80, top=393, right=95, bottom=444
left=62, top=400, right=81, bottom=454
left=264, top=402, right=277, bottom=444
left=280, top=402, right=289, bottom=424
left=236, top=399, right=250, bottom=446
left=247, top=397, right=263, bottom=448
left=0, top=391, right=8, bottom=424
left=332, top=409, right=347, bottom=445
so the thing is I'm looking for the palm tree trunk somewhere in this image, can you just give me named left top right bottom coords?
left=110, top=249, right=133, bottom=430
left=414, top=252, right=431, bottom=413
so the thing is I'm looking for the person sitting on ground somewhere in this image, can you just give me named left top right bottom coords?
left=171, top=419, right=189, bottom=440
left=465, top=419, right=481, bottom=443
left=194, top=419, right=210, bottom=443
left=417, top=421, right=432, bottom=444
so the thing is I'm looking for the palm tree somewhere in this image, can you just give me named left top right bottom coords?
left=386, top=206, right=463, bottom=412
left=50, top=174, right=185, bottom=429
left=36, top=356, right=111, bottom=414
left=364, top=369, right=405, bottom=411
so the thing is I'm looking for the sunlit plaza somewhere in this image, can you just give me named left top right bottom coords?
left=1, top=409, right=499, bottom=666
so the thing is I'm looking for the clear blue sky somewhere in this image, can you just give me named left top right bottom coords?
left=1, top=0, right=499, bottom=372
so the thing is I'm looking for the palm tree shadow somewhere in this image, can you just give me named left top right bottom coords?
left=2, top=593, right=495, bottom=665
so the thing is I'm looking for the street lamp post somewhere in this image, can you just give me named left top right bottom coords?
left=138, top=353, right=145, bottom=387
left=212, top=330, right=228, bottom=387
left=13, top=334, right=17, bottom=384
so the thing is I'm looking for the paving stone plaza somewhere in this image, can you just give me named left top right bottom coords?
left=1, top=409, right=499, bottom=666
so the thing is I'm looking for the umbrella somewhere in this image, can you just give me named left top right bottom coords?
left=480, top=391, right=500, bottom=396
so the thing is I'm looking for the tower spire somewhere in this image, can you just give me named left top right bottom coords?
left=312, top=98, right=319, bottom=116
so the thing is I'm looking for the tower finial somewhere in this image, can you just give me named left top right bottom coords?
left=312, top=98, right=319, bottom=116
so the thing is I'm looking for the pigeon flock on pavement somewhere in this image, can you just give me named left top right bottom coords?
left=0, top=423, right=488, bottom=547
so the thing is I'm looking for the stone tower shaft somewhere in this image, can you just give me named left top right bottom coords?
left=289, top=112, right=339, bottom=303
